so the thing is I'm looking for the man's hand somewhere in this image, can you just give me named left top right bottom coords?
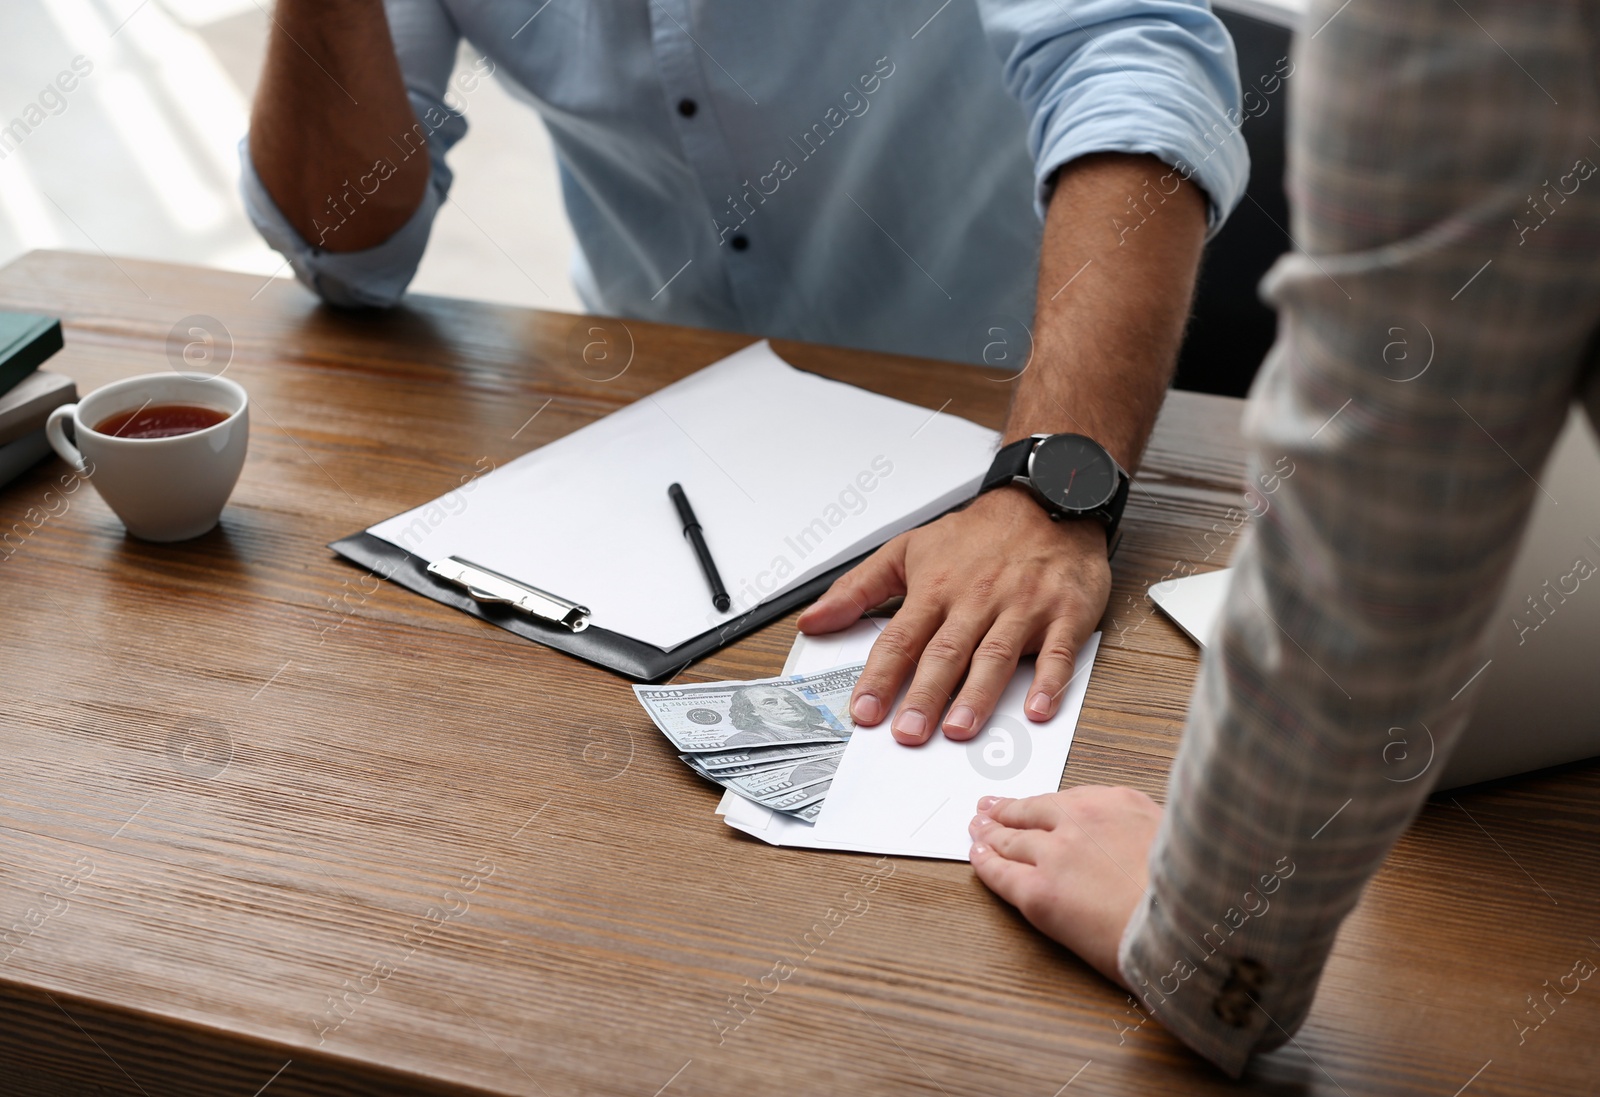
left=969, top=786, right=1160, bottom=985
left=796, top=486, right=1110, bottom=742
left=796, top=153, right=1207, bottom=745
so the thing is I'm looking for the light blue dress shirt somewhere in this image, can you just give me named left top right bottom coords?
left=241, top=0, right=1248, bottom=365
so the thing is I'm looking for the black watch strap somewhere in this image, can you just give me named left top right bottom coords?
left=1102, top=474, right=1131, bottom=557
left=980, top=437, right=1035, bottom=494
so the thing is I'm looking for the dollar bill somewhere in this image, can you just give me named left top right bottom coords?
left=766, top=779, right=830, bottom=812
left=790, top=799, right=824, bottom=823
left=636, top=663, right=868, bottom=825
left=685, top=750, right=840, bottom=803
left=692, top=741, right=844, bottom=772
left=687, top=744, right=843, bottom=778
left=634, top=664, right=863, bottom=753
left=681, top=759, right=830, bottom=820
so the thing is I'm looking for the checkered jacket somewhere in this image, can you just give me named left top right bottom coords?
left=1118, top=0, right=1600, bottom=1074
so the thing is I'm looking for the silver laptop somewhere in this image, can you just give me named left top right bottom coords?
left=1148, top=407, right=1600, bottom=789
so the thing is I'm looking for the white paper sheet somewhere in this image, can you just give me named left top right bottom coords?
left=719, top=621, right=1101, bottom=859
left=367, top=342, right=999, bottom=651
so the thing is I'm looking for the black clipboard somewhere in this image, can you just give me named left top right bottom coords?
left=329, top=531, right=871, bottom=682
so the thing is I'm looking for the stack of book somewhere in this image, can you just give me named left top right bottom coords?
left=0, top=312, right=72, bottom=490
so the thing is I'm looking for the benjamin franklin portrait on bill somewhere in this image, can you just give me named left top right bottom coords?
left=725, top=685, right=844, bottom=747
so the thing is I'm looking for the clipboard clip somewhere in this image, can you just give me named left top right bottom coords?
left=427, top=556, right=591, bottom=632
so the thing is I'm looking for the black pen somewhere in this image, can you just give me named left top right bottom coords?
left=668, top=482, right=731, bottom=612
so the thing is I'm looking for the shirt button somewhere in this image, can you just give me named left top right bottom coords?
left=730, top=234, right=750, bottom=251
left=677, top=98, right=698, bottom=118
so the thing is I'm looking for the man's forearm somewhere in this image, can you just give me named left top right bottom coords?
left=248, top=0, right=428, bottom=252
left=1010, top=153, right=1209, bottom=470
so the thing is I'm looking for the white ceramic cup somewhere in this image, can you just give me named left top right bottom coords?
left=46, top=373, right=249, bottom=542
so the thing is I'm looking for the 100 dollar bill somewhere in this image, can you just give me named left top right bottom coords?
left=692, top=741, right=843, bottom=773
left=683, top=749, right=841, bottom=803
left=633, top=664, right=863, bottom=753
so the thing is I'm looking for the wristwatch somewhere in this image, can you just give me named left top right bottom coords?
left=979, top=433, right=1130, bottom=556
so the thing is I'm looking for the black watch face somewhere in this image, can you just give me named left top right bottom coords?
left=1030, top=434, right=1118, bottom=511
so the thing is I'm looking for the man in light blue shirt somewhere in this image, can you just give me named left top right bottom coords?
left=245, top=2, right=1245, bottom=364
left=246, top=0, right=1245, bottom=872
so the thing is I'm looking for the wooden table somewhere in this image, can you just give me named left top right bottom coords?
left=0, top=250, right=1595, bottom=1097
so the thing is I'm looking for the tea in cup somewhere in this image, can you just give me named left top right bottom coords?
left=46, top=373, right=249, bottom=542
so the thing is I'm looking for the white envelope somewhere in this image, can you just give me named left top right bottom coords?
left=718, top=621, right=1101, bottom=859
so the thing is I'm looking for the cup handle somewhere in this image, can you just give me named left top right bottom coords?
left=46, top=404, right=87, bottom=475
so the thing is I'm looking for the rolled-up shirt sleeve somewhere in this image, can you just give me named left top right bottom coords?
left=238, top=0, right=466, bottom=307
left=977, top=0, right=1249, bottom=233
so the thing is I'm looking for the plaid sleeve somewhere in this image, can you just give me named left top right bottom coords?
left=1117, top=0, right=1600, bottom=1075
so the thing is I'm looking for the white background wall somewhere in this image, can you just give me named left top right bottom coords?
left=0, top=0, right=583, bottom=313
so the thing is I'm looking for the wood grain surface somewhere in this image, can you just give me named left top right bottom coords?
left=0, top=250, right=1595, bottom=1097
